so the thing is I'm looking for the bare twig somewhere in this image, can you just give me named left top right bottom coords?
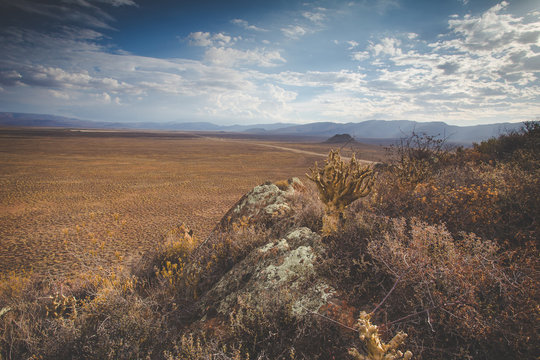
left=371, top=267, right=412, bottom=315
left=301, top=306, right=358, bottom=333
left=387, top=302, right=458, bottom=326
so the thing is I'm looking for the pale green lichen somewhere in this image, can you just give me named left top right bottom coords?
left=291, top=283, right=336, bottom=316
left=233, top=184, right=284, bottom=214
left=203, top=227, right=334, bottom=320
left=259, top=238, right=290, bottom=253
left=264, top=203, right=291, bottom=215
left=263, top=245, right=315, bottom=282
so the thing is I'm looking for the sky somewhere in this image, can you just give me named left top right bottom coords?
left=0, top=0, right=539, bottom=126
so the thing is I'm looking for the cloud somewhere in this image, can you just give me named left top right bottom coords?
left=23, top=66, right=92, bottom=88
left=302, top=8, right=326, bottom=23
left=368, top=37, right=402, bottom=57
left=97, top=91, right=111, bottom=103
left=91, top=92, right=121, bottom=104
left=201, top=84, right=299, bottom=123
left=0, top=70, right=23, bottom=86
left=0, top=0, right=538, bottom=125
left=63, top=0, right=137, bottom=7
left=337, top=1, right=539, bottom=124
left=204, top=47, right=286, bottom=68
left=93, top=0, right=137, bottom=6
left=352, top=51, right=369, bottom=61
left=268, top=70, right=367, bottom=92
left=441, top=1, right=537, bottom=53
left=1, top=61, right=136, bottom=94
left=0, top=0, right=135, bottom=29
left=0, top=25, right=284, bottom=120
left=364, top=0, right=400, bottom=15
left=267, top=84, right=297, bottom=103
left=347, top=40, right=359, bottom=49
left=281, top=25, right=307, bottom=39
left=49, top=89, right=70, bottom=100
left=437, top=61, right=460, bottom=75
left=231, top=19, right=267, bottom=32
left=187, top=32, right=235, bottom=47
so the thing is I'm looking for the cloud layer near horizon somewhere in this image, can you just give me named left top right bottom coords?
left=0, top=0, right=538, bottom=125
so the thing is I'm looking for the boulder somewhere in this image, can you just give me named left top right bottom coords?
left=215, top=178, right=303, bottom=232
left=200, top=227, right=335, bottom=318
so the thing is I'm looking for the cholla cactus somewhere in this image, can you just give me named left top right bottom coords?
left=349, top=311, right=412, bottom=360
left=307, top=150, right=373, bottom=232
left=46, top=293, right=77, bottom=318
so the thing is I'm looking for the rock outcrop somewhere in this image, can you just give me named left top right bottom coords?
left=198, top=178, right=339, bottom=323
left=215, top=177, right=304, bottom=231
left=201, top=227, right=335, bottom=318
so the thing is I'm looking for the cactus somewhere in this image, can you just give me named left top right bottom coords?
left=349, top=311, right=412, bottom=360
left=0, top=307, right=11, bottom=318
left=307, top=150, right=373, bottom=232
left=46, top=293, right=77, bottom=318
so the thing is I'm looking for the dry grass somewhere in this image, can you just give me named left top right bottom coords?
left=0, top=129, right=352, bottom=277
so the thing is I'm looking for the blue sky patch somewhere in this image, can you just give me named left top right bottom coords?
left=0, top=0, right=538, bottom=125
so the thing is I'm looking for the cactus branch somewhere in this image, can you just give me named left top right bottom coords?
left=307, top=150, right=373, bottom=232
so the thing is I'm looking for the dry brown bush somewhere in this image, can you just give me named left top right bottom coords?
left=318, top=212, right=538, bottom=359
left=371, top=126, right=539, bottom=247
left=366, top=218, right=538, bottom=359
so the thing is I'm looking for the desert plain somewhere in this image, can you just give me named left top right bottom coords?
left=0, top=127, right=384, bottom=277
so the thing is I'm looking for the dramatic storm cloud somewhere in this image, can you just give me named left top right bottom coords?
left=0, top=0, right=538, bottom=125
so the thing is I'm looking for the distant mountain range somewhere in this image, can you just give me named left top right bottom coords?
left=0, top=112, right=293, bottom=132
left=0, top=112, right=523, bottom=144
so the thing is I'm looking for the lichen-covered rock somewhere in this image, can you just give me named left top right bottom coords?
left=233, top=183, right=285, bottom=213
left=214, top=178, right=303, bottom=232
left=200, top=227, right=335, bottom=318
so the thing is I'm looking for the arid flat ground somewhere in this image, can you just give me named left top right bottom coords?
left=0, top=128, right=384, bottom=277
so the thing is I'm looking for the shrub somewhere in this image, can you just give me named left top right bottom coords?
left=406, top=165, right=503, bottom=239
left=183, top=223, right=273, bottom=304
left=316, top=211, right=388, bottom=308
left=387, top=132, right=450, bottom=186
left=2, top=131, right=538, bottom=359
left=473, top=121, right=539, bottom=167
left=364, top=218, right=538, bottom=359
left=0, top=266, right=171, bottom=359
left=370, top=124, right=539, bottom=247
left=289, top=181, right=325, bottom=233
left=164, top=333, right=248, bottom=360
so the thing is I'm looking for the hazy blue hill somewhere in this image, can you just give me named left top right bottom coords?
left=269, top=120, right=522, bottom=144
left=272, top=122, right=344, bottom=135
left=324, top=134, right=355, bottom=143
left=0, top=112, right=117, bottom=129
left=0, top=112, right=523, bottom=144
left=163, top=122, right=223, bottom=131
left=0, top=113, right=296, bottom=133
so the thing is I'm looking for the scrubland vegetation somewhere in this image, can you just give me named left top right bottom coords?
left=0, top=124, right=538, bottom=359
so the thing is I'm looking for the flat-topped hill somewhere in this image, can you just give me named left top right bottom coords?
left=324, top=133, right=356, bottom=144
